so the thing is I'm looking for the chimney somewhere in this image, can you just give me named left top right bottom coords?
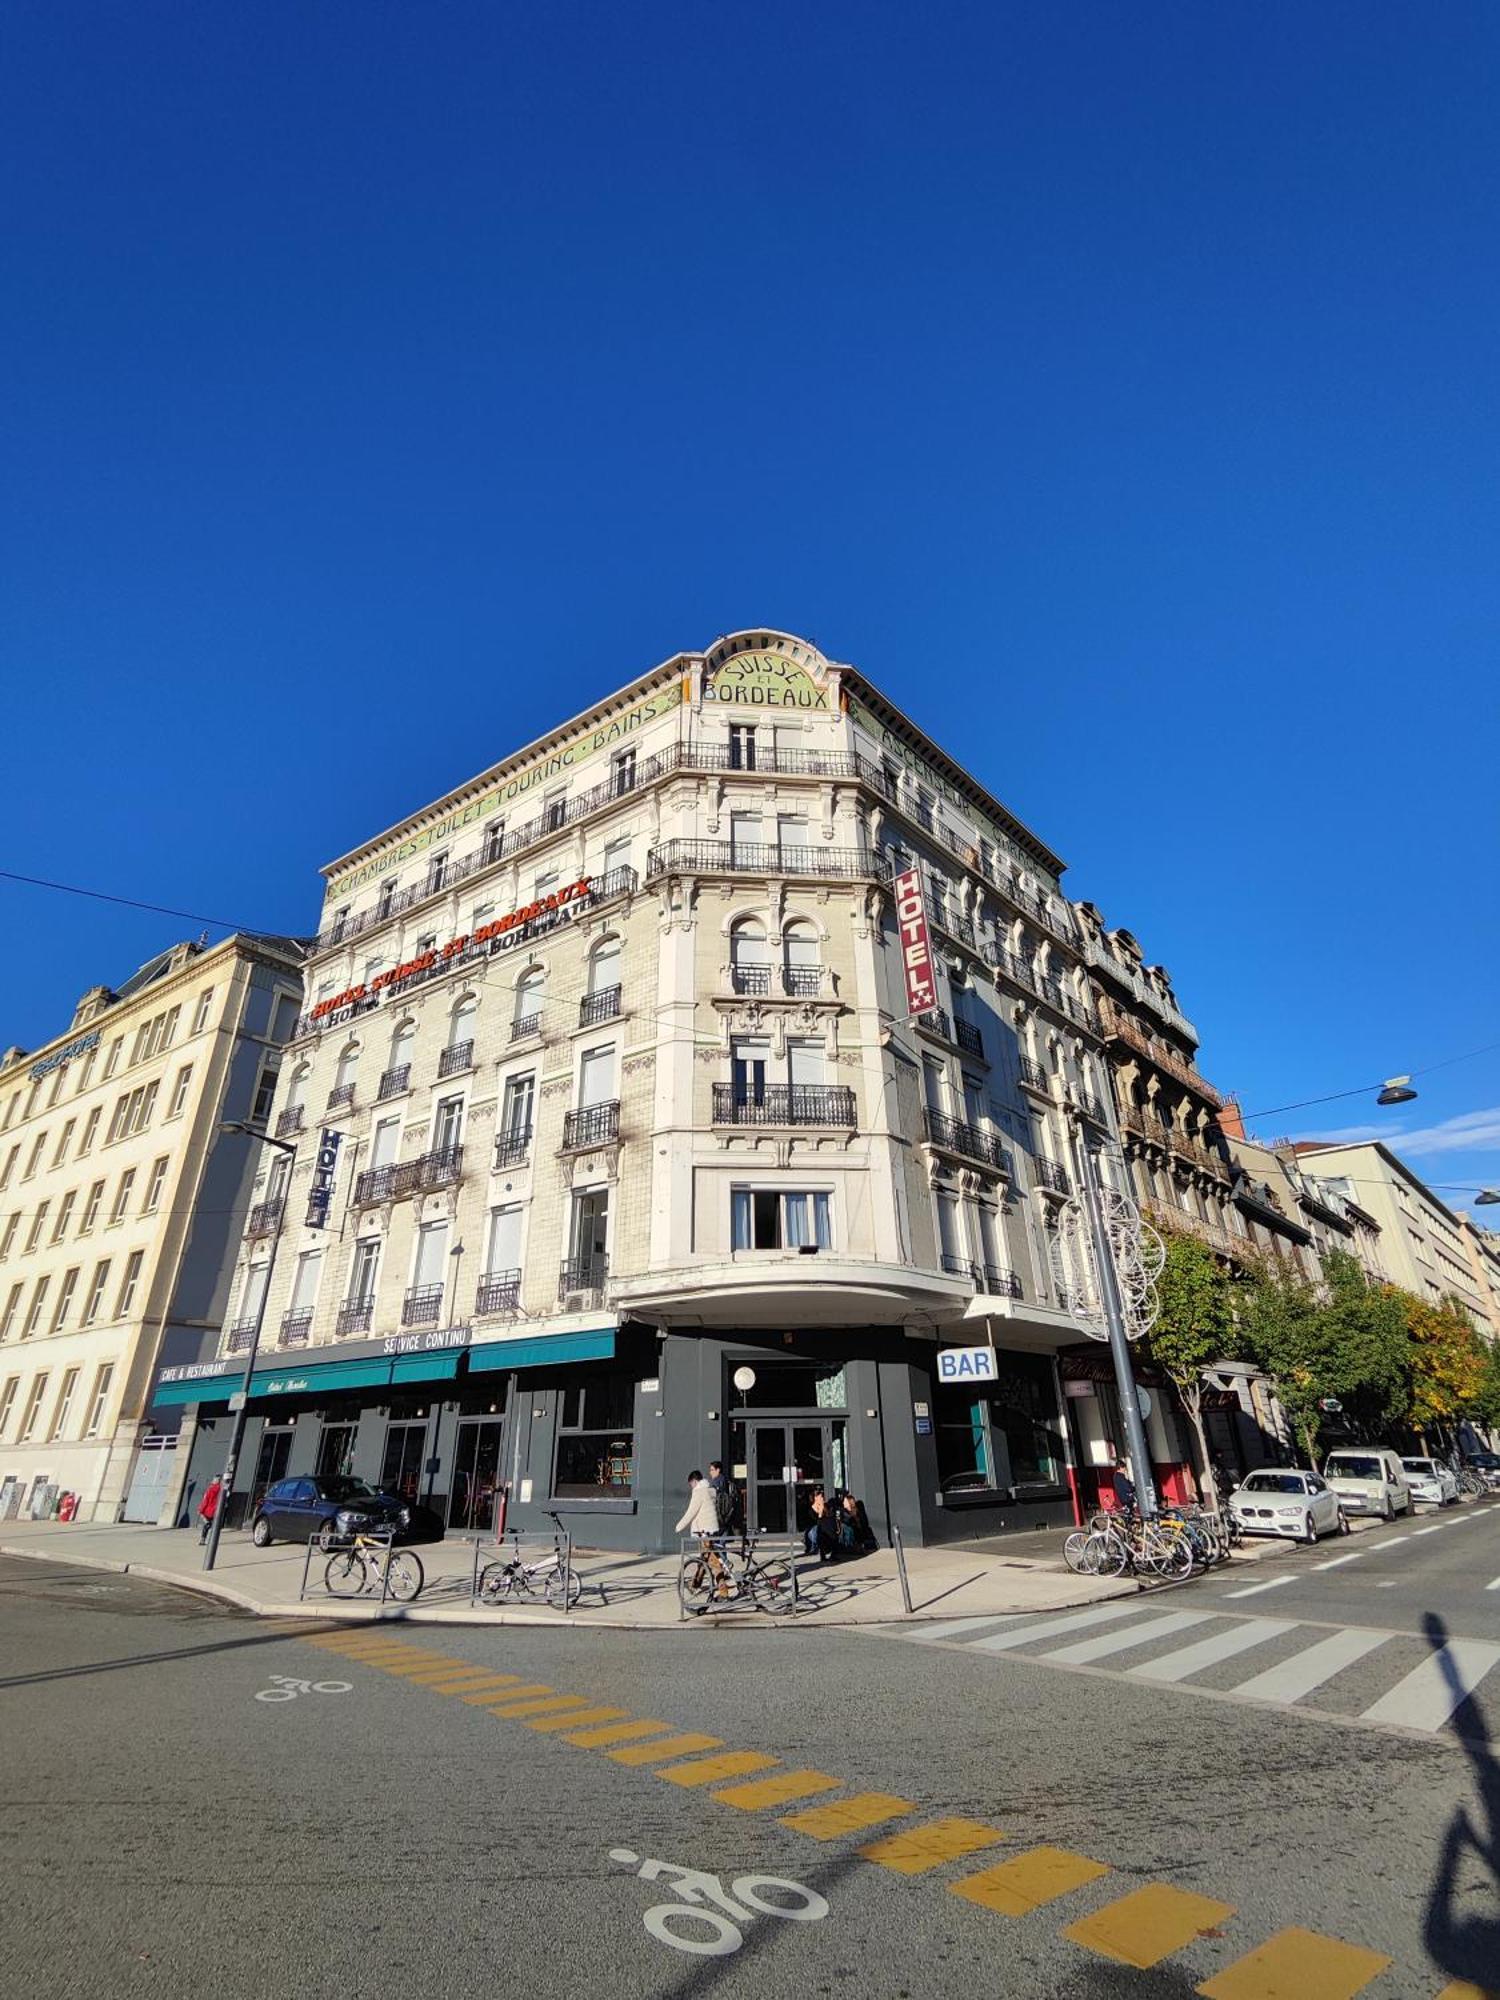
left=1218, top=1096, right=1247, bottom=1141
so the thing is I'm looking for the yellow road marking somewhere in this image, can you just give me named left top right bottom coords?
left=463, top=1682, right=552, bottom=1706
left=1435, top=1984, right=1498, bottom=2000
left=860, top=1818, right=1006, bottom=1875
left=370, top=1659, right=470, bottom=1678
left=659, top=1751, right=779, bottom=1789
left=426, top=1673, right=528, bottom=1696
left=527, top=1706, right=629, bottom=1734
left=950, top=1846, right=1109, bottom=1916
left=410, top=1667, right=511, bottom=1688
left=1196, top=1928, right=1392, bottom=1999
left=1065, top=1884, right=1236, bottom=1968
left=564, top=1719, right=674, bottom=1748
left=313, top=1642, right=414, bottom=1659
left=714, top=1771, right=843, bottom=1810
left=781, top=1793, right=915, bottom=1840
left=608, top=1733, right=723, bottom=1767
left=483, top=1694, right=592, bottom=1719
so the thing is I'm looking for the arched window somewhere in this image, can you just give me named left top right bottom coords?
left=513, top=966, right=545, bottom=1034
left=330, top=1040, right=360, bottom=1108
left=381, top=1021, right=414, bottom=1099
left=587, top=938, right=621, bottom=996
left=441, top=997, right=477, bottom=1076
left=728, top=919, right=769, bottom=996
left=286, top=1063, right=309, bottom=1111
left=782, top=920, right=820, bottom=997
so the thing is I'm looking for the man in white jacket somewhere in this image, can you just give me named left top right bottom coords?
left=676, top=1470, right=730, bottom=1598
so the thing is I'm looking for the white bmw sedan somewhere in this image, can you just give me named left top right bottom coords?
left=1229, top=1469, right=1346, bottom=1544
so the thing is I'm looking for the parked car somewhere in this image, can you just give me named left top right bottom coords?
left=1400, top=1456, right=1459, bottom=1507
left=249, top=1476, right=444, bottom=1548
left=1228, top=1469, right=1346, bottom=1544
left=1322, top=1448, right=1411, bottom=1521
left=1465, top=1452, right=1500, bottom=1494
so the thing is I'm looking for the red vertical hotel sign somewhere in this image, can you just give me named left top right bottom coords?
left=893, top=868, right=937, bottom=1017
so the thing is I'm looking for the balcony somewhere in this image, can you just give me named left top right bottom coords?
left=336, top=1299, right=374, bottom=1337
left=494, top=1129, right=532, bottom=1170
left=1034, top=1156, right=1073, bottom=1197
left=978, top=1265, right=1024, bottom=1299
left=511, top=1013, right=542, bottom=1043
left=1096, top=996, right=1224, bottom=1108
left=645, top=840, right=888, bottom=885
left=275, top=1106, right=305, bottom=1139
left=558, top=1255, right=609, bottom=1304
left=916, top=1006, right=952, bottom=1043
left=940, top=1252, right=974, bottom=1280
left=712, top=1084, right=857, bottom=1128
left=245, top=1198, right=284, bottom=1240
left=437, top=1041, right=473, bottom=1078
left=953, top=1018, right=985, bottom=1060
left=327, top=1082, right=355, bottom=1111
left=1075, top=1091, right=1112, bottom=1128
left=401, top=1283, right=444, bottom=1328
left=729, top=964, right=770, bottom=996
left=377, top=1064, right=410, bottom=1101
left=579, top=986, right=622, bottom=1028
left=224, top=1318, right=258, bottom=1354
left=922, top=1108, right=1010, bottom=1175
left=562, top=1101, right=620, bottom=1152
left=352, top=1143, right=465, bottom=1208
left=782, top=965, right=826, bottom=999
left=475, top=1269, right=521, bottom=1317
left=279, top=1311, right=312, bottom=1347
left=1018, top=1057, right=1052, bottom=1097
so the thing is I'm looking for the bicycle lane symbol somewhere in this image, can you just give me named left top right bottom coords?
left=254, top=1675, right=353, bottom=1704
left=609, top=1848, right=830, bottom=1957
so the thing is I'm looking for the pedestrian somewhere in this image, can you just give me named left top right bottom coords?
left=1111, top=1457, right=1137, bottom=1519
left=197, top=1474, right=223, bottom=1545
left=838, top=1490, right=875, bottom=1553
left=804, top=1488, right=837, bottom=1562
left=675, top=1469, right=730, bottom=1598
left=706, top=1458, right=737, bottom=1534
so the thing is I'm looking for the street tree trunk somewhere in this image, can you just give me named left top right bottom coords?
left=1177, top=1378, right=1218, bottom=1512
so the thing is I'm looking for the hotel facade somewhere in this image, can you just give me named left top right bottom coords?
left=166, top=632, right=1185, bottom=1549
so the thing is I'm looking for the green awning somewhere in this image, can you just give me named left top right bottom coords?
left=152, top=1370, right=240, bottom=1408
left=390, top=1349, right=463, bottom=1386
left=250, top=1357, right=395, bottom=1397
left=469, top=1329, right=616, bottom=1374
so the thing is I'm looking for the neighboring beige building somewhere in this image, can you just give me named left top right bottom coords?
left=1456, top=1214, right=1500, bottom=1343
left=0, top=934, right=305, bottom=1523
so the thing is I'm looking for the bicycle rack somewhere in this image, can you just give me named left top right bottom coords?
left=676, top=1535, right=803, bottom=1621
left=469, top=1525, right=577, bottom=1614
left=297, top=1526, right=404, bottom=1609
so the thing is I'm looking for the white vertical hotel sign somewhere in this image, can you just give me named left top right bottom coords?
left=893, top=868, right=937, bottom=1018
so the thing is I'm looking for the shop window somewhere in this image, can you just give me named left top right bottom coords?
left=728, top=1360, right=847, bottom=1411
left=935, top=1353, right=1065, bottom=1498
left=317, top=1422, right=357, bottom=1479
left=552, top=1370, right=635, bottom=1498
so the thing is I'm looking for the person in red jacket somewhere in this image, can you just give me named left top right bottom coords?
left=197, top=1476, right=223, bottom=1544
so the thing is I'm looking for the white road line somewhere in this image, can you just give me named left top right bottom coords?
left=1232, top=1627, right=1393, bottom=1704
left=908, top=1614, right=1028, bottom=1643
left=1223, top=1575, right=1297, bottom=1600
left=1361, top=1639, right=1500, bottom=1732
left=968, top=1602, right=1147, bottom=1652
left=1486, top=1577, right=1500, bottom=1592
left=1410, top=1526, right=1442, bottom=1538
left=1311, top=1551, right=1368, bottom=1571
left=1131, top=1618, right=1295, bottom=1684
left=1040, top=1610, right=1212, bottom=1666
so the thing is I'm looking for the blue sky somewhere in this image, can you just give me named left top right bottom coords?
left=3, top=4, right=1497, bottom=1207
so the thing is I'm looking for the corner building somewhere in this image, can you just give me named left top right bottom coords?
left=173, top=633, right=1133, bottom=1549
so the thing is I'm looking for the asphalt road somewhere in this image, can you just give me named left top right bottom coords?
left=2, top=1513, right=1498, bottom=2000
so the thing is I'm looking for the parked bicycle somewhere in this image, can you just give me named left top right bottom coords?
left=323, top=1531, right=424, bottom=1602
left=1063, top=1504, right=1232, bottom=1582
left=477, top=1511, right=581, bottom=1610
left=680, top=1533, right=797, bottom=1615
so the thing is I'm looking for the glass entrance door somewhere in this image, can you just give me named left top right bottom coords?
left=449, top=1417, right=507, bottom=1532
left=251, top=1426, right=292, bottom=1517
left=742, top=1420, right=846, bottom=1538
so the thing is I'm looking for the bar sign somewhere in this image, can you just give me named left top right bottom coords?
left=893, top=867, right=937, bottom=1017
left=305, top=1128, right=342, bottom=1230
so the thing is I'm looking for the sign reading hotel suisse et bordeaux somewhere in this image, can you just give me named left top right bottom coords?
left=893, top=867, right=937, bottom=1018
left=703, top=648, right=832, bottom=711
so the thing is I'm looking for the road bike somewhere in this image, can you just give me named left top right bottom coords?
left=323, top=1533, right=424, bottom=1602
left=477, top=1511, right=582, bottom=1610
left=680, top=1533, right=797, bottom=1615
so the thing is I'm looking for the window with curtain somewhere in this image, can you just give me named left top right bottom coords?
left=731, top=1188, right=832, bottom=1250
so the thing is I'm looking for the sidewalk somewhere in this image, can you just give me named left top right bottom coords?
left=0, top=1518, right=1155, bottom=1628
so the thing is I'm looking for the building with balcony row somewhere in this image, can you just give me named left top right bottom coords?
left=158, top=630, right=1201, bottom=1549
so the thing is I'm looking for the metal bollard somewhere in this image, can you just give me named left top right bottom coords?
left=892, top=1523, right=914, bottom=1616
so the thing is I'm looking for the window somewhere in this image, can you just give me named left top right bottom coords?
left=500, top=1073, right=534, bottom=1146
left=143, top=1156, right=169, bottom=1215
left=168, top=1065, right=193, bottom=1119
left=0, top=1376, right=17, bottom=1436
left=411, top=1219, right=449, bottom=1297
left=776, top=813, right=809, bottom=863
left=103, top=1036, right=124, bottom=1079
left=729, top=811, right=762, bottom=863
left=730, top=1188, right=832, bottom=1251
left=782, top=920, right=820, bottom=993
left=18, top=1374, right=49, bottom=1442
left=513, top=966, right=545, bottom=1031
left=368, top=1116, right=401, bottom=1172
left=287, top=1249, right=323, bottom=1320
left=78, top=1107, right=100, bottom=1156
left=376, top=878, right=397, bottom=919
left=609, top=747, right=636, bottom=795
left=116, top=1250, right=145, bottom=1317
left=51, top=1191, right=76, bottom=1242
left=731, top=1037, right=770, bottom=1107
left=533, top=868, right=559, bottom=902
left=433, top=1094, right=464, bottom=1153
left=426, top=850, right=449, bottom=894
left=471, top=902, right=495, bottom=933
left=159, top=1004, right=180, bottom=1050
left=729, top=919, right=769, bottom=994
left=482, top=818, right=506, bottom=864
left=192, top=989, right=216, bottom=1036
left=51, top=1268, right=79, bottom=1332
left=448, top=996, right=477, bottom=1052
left=110, top=1171, right=137, bottom=1225
left=24, top=1203, right=50, bottom=1254
left=0, top=1282, right=23, bottom=1340
left=348, top=1238, right=380, bottom=1307
left=553, top=1370, right=635, bottom=1498
left=107, top=1094, right=131, bottom=1144
left=52, top=1120, right=75, bottom=1167
left=0, top=1143, right=16, bottom=1191
left=577, top=1045, right=616, bottom=1110
left=73, top=1047, right=97, bottom=1095
left=484, top=1204, right=523, bottom=1278
left=22, top=1278, right=51, bottom=1338
left=23, top=1132, right=46, bottom=1180
left=24, top=1081, right=42, bottom=1119
left=543, top=790, right=567, bottom=832
left=80, top=1180, right=105, bottom=1234
left=601, top=834, right=632, bottom=880
left=728, top=723, right=756, bottom=771
left=0, top=1214, right=17, bottom=1260
left=49, top=1368, right=80, bottom=1441
left=586, top=939, right=621, bottom=997
left=82, top=1261, right=111, bottom=1326
left=249, top=1065, right=278, bottom=1125
left=83, top=1363, right=115, bottom=1439
left=787, top=1039, right=825, bottom=1090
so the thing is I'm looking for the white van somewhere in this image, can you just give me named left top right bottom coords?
left=1322, top=1448, right=1411, bottom=1521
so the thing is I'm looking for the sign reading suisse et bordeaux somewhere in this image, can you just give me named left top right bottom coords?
left=893, top=867, right=937, bottom=1018
left=937, top=1346, right=998, bottom=1386
left=312, top=876, right=594, bottom=1025
left=703, top=650, right=832, bottom=711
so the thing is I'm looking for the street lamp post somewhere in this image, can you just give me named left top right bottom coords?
left=203, top=1125, right=298, bottom=1573
left=1071, top=1126, right=1160, bottom=1520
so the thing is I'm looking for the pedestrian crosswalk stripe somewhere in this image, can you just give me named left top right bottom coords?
left=1131, top=1619, right=1294, bottom=1685
left=1232, top=1629, right=1391, bottom=1705
left=607, top=1732, right=723, bottom=1766
left=659, top=1750, right=779, bottom=1788
left=564, top=1718, right=673, bottom=1748
left=484, top=1694, right=592, bottom=1719
left=1359, top=1639, right=1500, bottom=1732
left=1194, top=1925, right=1391, bottom=1998
left=1064, top=1883, right=1235, bottom=1968
left=969, top=1603, right=1146, bottom=1652
left=1041, top=1609, right=1212, bottom=1666
left=905, top=1615, right=1029, bottom=1643
left=949, top=1845, right=1108, bottom=1916
left=859, top=1817, right=1005, bottom=1874
left=781, top=1792, right=915, bottom=1839
left=527, top=1705, right=628, bottom=1733
left=713, top=1770, right=843, bottom=1810
left=463, top=1682, right=553, bottom=1705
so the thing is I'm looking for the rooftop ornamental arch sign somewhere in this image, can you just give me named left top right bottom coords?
left=700, top=632, right=836, bottom=714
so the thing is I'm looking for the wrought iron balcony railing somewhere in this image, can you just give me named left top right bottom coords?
left=579, top=986, right=622, bottom=1027
left=1076, top=1092, right=1111, bottom=1127
left=922, top=1107, right=1010, bottom=1175
left=475, top=1269, right=521, bottom=1317
left=558, top=1255, right=609, bottom=1302
left=511, top=1013, right=542, bottom=1042
left=730, top=964, right=770, bottom=995
left=646, top=840, right=888, bottom=885
left=378, top=1064, right=410, bottom=1101
left=275, top=1106, right=305, bottom=1138
left=562, top=1102, right=620, bottom=1152
left=916, top=1006, right=952, bottom=1043
left=978, top=1265, right=1024, bottom=1299
left=353, top=1143, right=464, bottom=1208
left=1034, top=1156, right=1072, bottom=1196
left=494, top=1129, right=532, bottom=1170
left=224, top=1318, right=258, bottom=1354
left=246, top=1198, right=284, bottom=1240
left=327, top=1082, right=355, bottom=1110
left=279, top=1311, right=312, bottom=1347
left=782, top=966, right=824, bottom=998
left=1018, top=1057, right=1052, bottom=1095
left=712, top=1084, right=857, bottom=1127
left=401, top=1283, right=444, bottom=1328
left=336, top=1299, right=374, bottom=1337
left=437, top=1041, right=473, bottom=1078
left=953, top=1018, right=984, bottom=1059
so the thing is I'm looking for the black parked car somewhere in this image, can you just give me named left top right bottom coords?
left=249, top=1475, right=444, bottom=1548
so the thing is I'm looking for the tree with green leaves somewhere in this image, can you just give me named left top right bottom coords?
left=1404, top=1291, right=1487, bottom=1443
left=1139, top=1231, right=1236, bottom=1509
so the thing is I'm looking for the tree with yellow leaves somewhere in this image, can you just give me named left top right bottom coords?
left=1403, top=1291, right=1487, bottom=1440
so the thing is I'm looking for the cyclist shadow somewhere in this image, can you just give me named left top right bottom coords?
left=1422, top=1609, right=1500, bottom=1989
